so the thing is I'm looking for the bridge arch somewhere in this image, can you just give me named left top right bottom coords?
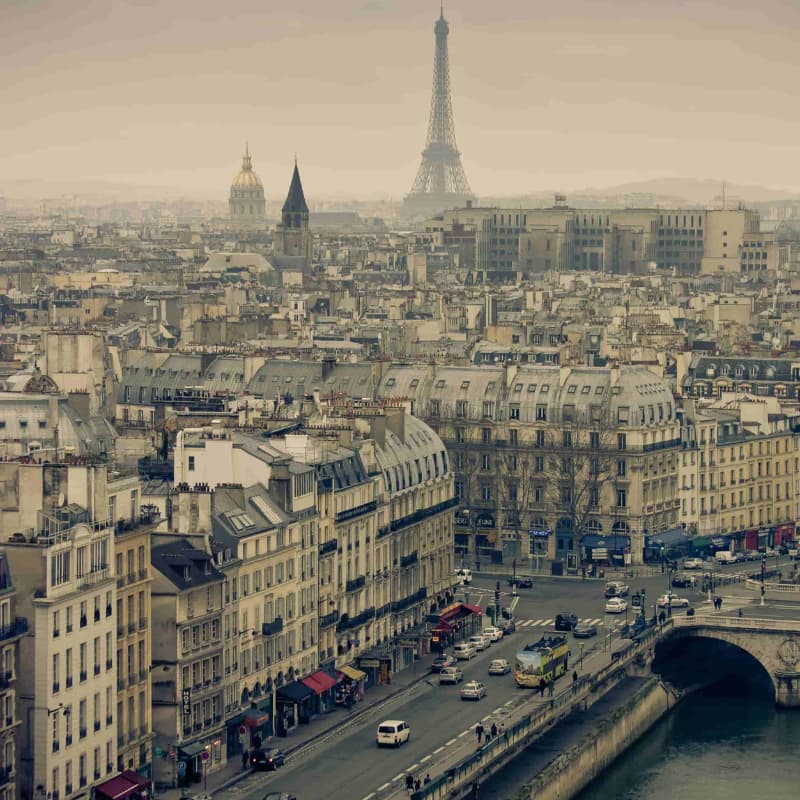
left=653, top=619, right=800, bottom=707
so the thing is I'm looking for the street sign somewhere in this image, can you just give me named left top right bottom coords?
left=200, top=750, right=210, bottom=762
left=181, top=688, right=192, bottom=717
left=177, top=761, right=186, bottom=777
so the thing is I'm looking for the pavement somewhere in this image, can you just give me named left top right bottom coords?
left=157, top=649, right=441, bottom=800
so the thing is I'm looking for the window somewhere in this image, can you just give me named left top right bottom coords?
left=617, top=406, right=629, bottom=424
left=534, top=456, right=544, bottom=472
left=567, top=385, right=577, bottom=394
left=188, top=456, right=196, bottom=472
left=509, top=404, right=520, bottom=420
left=455, top=400, right=467, bottom=418
left=481, top=454, right=491, bottom=470
left=481, top=485, right=492, bottom=502
left=616, top=489, right=627, bottom=508
left=617, top=460, right=626, bottom=477
left=617, top=433, right=627, bottom=451
left=563, top=431, right=572, bottom=448
left=482, top=428, right=491, bottom=444
left=482, top=401, right=494, bottom=418
left=536, top=405, right=547, bottom=421
left=509, top=429, right=518, bottom=446
left=590, top=432, right=600, bottom=449
left=535, top=430, right=545, bottom=447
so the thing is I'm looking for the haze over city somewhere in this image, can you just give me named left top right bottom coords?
left=2, top=0, right=800, bottom=201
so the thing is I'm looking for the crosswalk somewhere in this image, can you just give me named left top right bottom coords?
left=516, top=617, right=604, bottom=628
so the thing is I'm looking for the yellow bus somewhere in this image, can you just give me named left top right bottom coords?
left=514, top=635, right=570, bottom=689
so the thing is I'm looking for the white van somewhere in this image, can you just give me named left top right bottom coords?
left=454, top=642, right=476, bottom=660
left=715, top=551, right=739, bottom=564
left=376, top=719, right=410, bottom=747
left=456, top=568, right=473, bottom=585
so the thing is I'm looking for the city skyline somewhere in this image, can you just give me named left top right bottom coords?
left=2, top=0, right=800, bottom=201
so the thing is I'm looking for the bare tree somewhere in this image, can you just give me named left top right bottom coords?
left=543, top=405, right=617, bottom=563
left=497, top=444, right=538, bottom=560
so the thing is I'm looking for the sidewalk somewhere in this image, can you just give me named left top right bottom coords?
left=158, top=651, right=440, bottom=800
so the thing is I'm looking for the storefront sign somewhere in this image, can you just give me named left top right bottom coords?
left=476, top=513, right=495, bottom=529
left=359, top=659, right=380, bottom=668
left=528, top=528, right=551, bottom=537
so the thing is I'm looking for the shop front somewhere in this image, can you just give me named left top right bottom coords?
left=357, top=655, right=392, bottom=687
left=645, top=527, right=693, bottom=561
left=301, top=670, right=337, bottom=714
left=427, top=602, right=483, bottom=652
left=335, top=664, right=367, bottom=708
left=775, top=522, right=796, bottom=547
left=275, top=681, right=315, bottom=734
left=176, top=742, right=207, bottom=787
left=94, top=771, right=151, bottom=800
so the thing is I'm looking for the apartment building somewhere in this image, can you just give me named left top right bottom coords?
left=5, top=508, right=117, bottom=800
left=377, top=363, right=681, bottom=567
left=150, top=536, right=225, bottom=789
left=0, top=555, right=25, bottom=800
left=678, top=398, right=800, bottom=552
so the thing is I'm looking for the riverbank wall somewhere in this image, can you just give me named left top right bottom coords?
left=513, top=677, right=682, bottom=800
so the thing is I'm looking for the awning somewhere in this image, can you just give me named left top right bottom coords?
left=647, top=527, right=692, bottom=548
left=301, top=670, right=337, bottom=695
left=692, top=537, right=710, bottom=547
left=338, top=665, right=367, bottom=681
left=432, top=619, right=453, bottom=632
left=94, top=772, right=150, bottom=800
left=276, top=681, right=315, bottom=704
left=580, top=534, right=630, bottom=550
left=178, top=742, right=207, bottom=758
left=243, top=709, right=269, bottom=727
left=462, top=603, right=483, bottom=615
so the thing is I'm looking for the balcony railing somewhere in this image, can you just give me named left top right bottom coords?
left=376, top=525, right=391, bottom=540
left=346, top=575, right=366, bottom=593
left=0, top=618, right=28, bottom=641
left=390, top=496, right=458, bottom=533
left=336, top=607, right=375, bottom=632
left=391, top=587, right=428, bottom=614
left=319, top=539, right=338, bottom=557
left=262, top=618, right=283, bottom=637
left=335, top=499, right=378, bottom=524
left=400, top=551, right=418, bottom=569
left=319, top=611, right=340, bottom=628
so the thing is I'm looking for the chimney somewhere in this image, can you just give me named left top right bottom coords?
left=385, top=406, right=405, bottom=444
left=322, top=357, right=336, bottom=381
left=172, top=485, right=212, bottom=535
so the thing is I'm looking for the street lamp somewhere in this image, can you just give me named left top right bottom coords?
left=761, top=554, right=767, bottom=606
left=579, top=643, right=585, bottom=669
left=706, top=570, right=714, bottom=605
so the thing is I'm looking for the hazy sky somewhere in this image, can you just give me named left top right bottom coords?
left=2, top=0, right=800, bottom=200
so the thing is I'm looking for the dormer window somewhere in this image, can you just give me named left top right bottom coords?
left=183, top=566, right=191, bottom=581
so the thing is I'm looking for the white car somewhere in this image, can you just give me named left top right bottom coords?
left=455, top=568, right=473, bottom=585
left=683, top=557, right=705, bottom=569
left=469, top=634, right=490, bottom=651
left=439, top=666, right=464, bottom=685
left=657, top=593, right=690, bottom=608
left=460, top=681, right=487, bottom=701
left=604, top=597, right=628, bottom=614
left=488, top=658, right=511, bottom=675
left=453, top=642, right=476, bottom=660
left=376, top=720, right=410, bottom=747
left=483, top=626, right=503, bottom=642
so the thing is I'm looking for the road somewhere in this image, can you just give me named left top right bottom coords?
left=227, top=571, right=716, bottom=800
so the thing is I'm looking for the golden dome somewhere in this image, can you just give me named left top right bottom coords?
left=231, top=142, right=263, bottom=189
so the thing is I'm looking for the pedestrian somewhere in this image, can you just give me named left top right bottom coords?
left=539, top=681, right=545, bottom=697
left=572, top=670, right=578, bottom=684
left=475, top=722, right=484, bottom=742
left=548, top=681, right=554, bottom=697
left=718, top=597, right=723, bottom=610
left=738, top=608, right=743, bottom=618
left=424, top=774, right=432, bottom=785
left=241, top=747, right=249, bottom=770
left=406, top=774, right=414, bottom=793
left=414, top=778, right=421, bottom=791
left=484, top=730, right=491, bottom=744
left=490, top=722, right=498, bottom=738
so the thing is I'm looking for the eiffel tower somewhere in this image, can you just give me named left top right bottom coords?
left=402, top=5, right=475, bottom=219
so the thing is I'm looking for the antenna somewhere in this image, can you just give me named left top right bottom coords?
left=722, top=180, right=726, bottom=210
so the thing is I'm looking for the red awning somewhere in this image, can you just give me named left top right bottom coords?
left=462, top=603, right=483, bottom=615
left=301, top=670, right=337, bottom=695
left=433, top=619, right=453, bottom=632
left=244, top=709, right=269, bottom=727
left=94, top=772, right=150, bottom=800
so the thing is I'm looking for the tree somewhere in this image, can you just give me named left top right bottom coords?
left=497, top=444, right=539, bottom=560
left=543, top=404, right=616, bottom=564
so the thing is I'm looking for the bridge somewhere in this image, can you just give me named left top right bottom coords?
left=661, top=612, right=800, bottom=708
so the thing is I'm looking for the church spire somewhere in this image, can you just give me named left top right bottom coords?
left=282, top=159, right=309, bottom=214
left=242, top=141, right=252, bottom=171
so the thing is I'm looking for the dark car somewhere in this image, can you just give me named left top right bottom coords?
left=671, top=573, right=696, bottom=589
left=431, top=654, right=456, bottom=672
left=573, top=621, right=598, bottom=638
left=251, top=749, right=285, bottom=771
left=554, top=612, right=579, bottom=631
left=263, top=794, right=297, bottom=800
left=508, top=575, right=533, bottom=589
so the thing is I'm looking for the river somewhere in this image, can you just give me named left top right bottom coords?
left=483, top=680, right=800, bottom=800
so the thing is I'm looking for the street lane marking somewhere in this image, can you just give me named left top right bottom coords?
left=447, top=738, right=458, bottom=745
left=361, top=794, right=376, bottom=800
left=378, top=783, right=390, bottom=791
left=434, top=746, right=444, bottom=754
left=421, top=754, right=432, bottom=763
left=481, top=714, right=492, bottom=721
left=457, top=730, right=469, bottom=738
left=408, top=763, right=419, bottom=771
left=543, top=619, right=553, bottom=625
left=392, top=772, right=405, bottom=782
